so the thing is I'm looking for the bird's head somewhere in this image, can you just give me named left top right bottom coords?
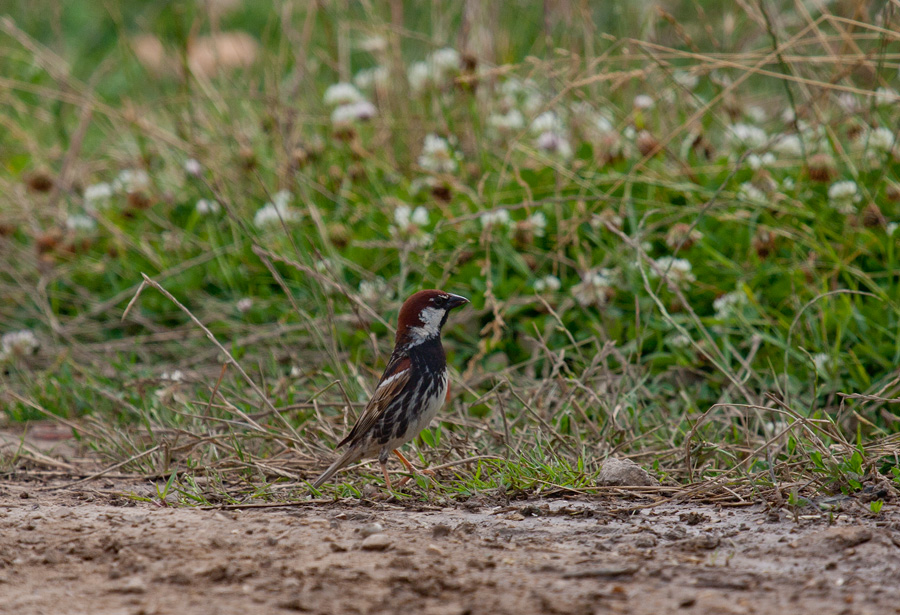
left=396, top=289, right=469, bottom=346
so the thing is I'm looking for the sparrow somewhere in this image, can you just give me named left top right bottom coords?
left=311, top=289, right=469, bottom=489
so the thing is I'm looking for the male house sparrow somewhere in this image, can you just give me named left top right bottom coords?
left=312, top=289, right=469, bottom=489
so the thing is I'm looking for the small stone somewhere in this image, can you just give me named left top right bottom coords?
left=359, top=522, right=384, bottom=538
left=678, top=534, right=720, bottom=551
left=679, top=512, right=708, bottom=526
left=597, top=458, right=657, bottom=487
left=432, top=524, right=452, bottom=538
left=801, top=527, right=872, bottom=553
left=663, top=526, right=687, bottom=541
left=361, top=533, right=392, bottom=551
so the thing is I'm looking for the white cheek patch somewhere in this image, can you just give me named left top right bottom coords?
left=408, top=306, right=445, bottom=342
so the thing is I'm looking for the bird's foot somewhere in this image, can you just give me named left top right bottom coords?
left=393, top=449, right=434, bottom=487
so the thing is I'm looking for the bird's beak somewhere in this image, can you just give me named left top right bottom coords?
left=446, top=294, right=469, bottom=309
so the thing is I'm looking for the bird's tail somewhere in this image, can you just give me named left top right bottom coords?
left=310, top=446, right=362, bottom=489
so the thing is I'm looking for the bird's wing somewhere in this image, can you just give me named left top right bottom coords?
left=337, top=354, right=411, bottom=448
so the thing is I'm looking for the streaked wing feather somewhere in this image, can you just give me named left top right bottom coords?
left=337, top=355, right=411, bottom=448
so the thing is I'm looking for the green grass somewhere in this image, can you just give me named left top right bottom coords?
left=1, top=1, right=900, bottom=505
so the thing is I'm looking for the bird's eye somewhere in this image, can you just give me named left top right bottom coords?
left=433, top=295, right=448, bottom=307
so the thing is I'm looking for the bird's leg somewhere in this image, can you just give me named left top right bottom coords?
left=394, top=449, right=434, bottom=487
left=380, top=459, right=393, bottom=490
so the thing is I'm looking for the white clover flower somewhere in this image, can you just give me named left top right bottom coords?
left=837, top=93, right=861, bottom=113
left=674, top=71, right=699, bottom=90
left=394, top=205, right=412, bottom=227
left=479, top=209, right=511, bottom=229
left=184, top=158, right=202, bottom=176
left=651, top=257, right=695, bottom=285
left=427, top=47, right=461, bottom=89
left=571, top=269, right=615, bottom=307
left=359, top=277, right=393, bottom=303
left=593, top=114, right=614, bottom=133
left=747, top=152, right=776, bottom=170
left=796, top=120, right=826, bottom=145
left=195, top=199, right=221, bottom=215
left=353, top=66, right=389, bottom=90
left=410, top=206, right=430, bottom=226
left=867, top=127, right=895, bottom=152
left=331, top=101, right=377, bottom=127
left=236, top=298, right=253, bottom=313
left=828, top=180, right=861, bottom=214
left=487, top=109, right=525, bottom=133
left=888, top=222, right=899, bottom=236
left=771, top=134, right=803, bottom=157
left=535, top=131, right=573, bottom=159
left=633, top=94, right=654, bottom=109
left=713, top=290, right=748, bottom=320
left=782, top=177, right=795, bottom=191
left=65, top=214, right=96, bottom=232
left=530, top=111, right=563, bottom=135
left=254, top=201, right=299, bottom=228
left=529, top=212, right=547, bottom=236
left=728, top=123, right=768, bottom=150
left=738, top=182, right=767, bottom=204
left=314, top=259, right=331, bottom=273
left=874, top=87, right=899, bottom=106
left=590, top=211, right=623, bottom=231
left=522, top=93, right=544, bottom=116
left=390, top=205, right=431, bottom=247
left=500, top=78, right=543, bottom=113
left=430, top=47, right=461, bottom=74
left=393, top=204, right=429, bottom=229
left=160, top=370, right=184, bottom=382
left=811, top=352, right=830, bottom=376
left=533, top=275, right=561, bottom=293
left=84, top=182, right=113, bottom=209
left=500, top=78, right=525, bottom=97
left=408, top=61, right=431, bottom=93
left=359, top=35, right=387, bottom=53
left=0, top=329, right=39, bottom=361
left=744, top=106, right=767, bottom=123
left=666, top=333, right=692, bottom=348
left=406, top=48, right=461, bottom=93
left=323, top=82, right=365, bottom=106
left=113, top=169, right=150, bottom=193
left=418, top=134, right=459, bottom=173
left=273, top=190, right=292, bottom=207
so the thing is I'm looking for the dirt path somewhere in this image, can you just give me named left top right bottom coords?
left=1, top=477, right=898, bottom=615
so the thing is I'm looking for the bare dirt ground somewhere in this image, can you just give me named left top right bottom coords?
left=2, top=428, right=900, bottom=615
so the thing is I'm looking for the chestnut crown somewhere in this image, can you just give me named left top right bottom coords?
left=395, top=289, right=468, bottom=345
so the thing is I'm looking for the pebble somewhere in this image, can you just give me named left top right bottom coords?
left=361, top=533, right=392, bottom=551
left=360, top=522, right=384, bottom=538
left=431, top=524, right=451, bottom=538
left=597, top=458, right=658, bottom=487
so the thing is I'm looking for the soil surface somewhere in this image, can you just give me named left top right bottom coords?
left=2, top=428, right=899, bottom=614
